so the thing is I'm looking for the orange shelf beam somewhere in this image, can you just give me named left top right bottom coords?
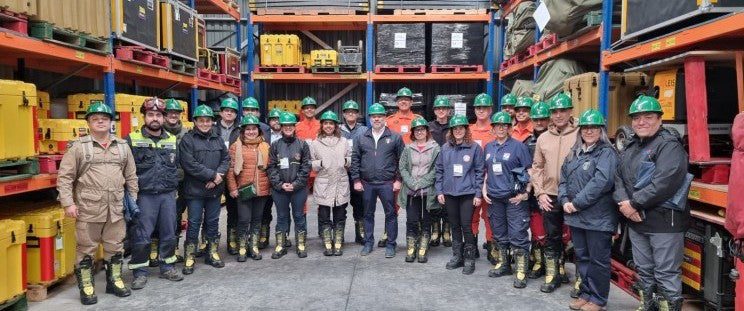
left=113, top=60, right=195, bottom=89
left=252, top=72, right=367, bottom=82
left=197, top=78, right=241, bottom=94
left=688, top=181, right=728, bottom=208
left=371, top=13, right=490, bottom=23
left=0, top=174, right=57, bottom=197
left=690, top=209, right=726, bottom=226
left=603, top=12, right=744, bottom=67
left=195, top=0, right=240, bottom=20
left=371, top=72, right=490, bottom=81
left=253, top=14, right=368, bottom=31
left=0, top=32, right=109, bottom=68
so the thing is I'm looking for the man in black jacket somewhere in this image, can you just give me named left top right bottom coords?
left=350, top=103, right=404, bottom=258
left=614, top=96, right=689, bottom=311
left=428, top=97, right=453, bottom=248
left=267, top=112, right=312, bottom=259
left=214, top=98, right=241, bottom=256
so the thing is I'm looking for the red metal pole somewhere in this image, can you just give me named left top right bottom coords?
left=684, top=56, right=711, bottom=162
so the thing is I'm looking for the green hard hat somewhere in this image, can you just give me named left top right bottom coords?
left=165, top=99, right=183, bottom=112
left=448, top=114, right=469, bottom=128
left=240, top=114, right=260, bottom=127
left=473, top=93, right=493, bottom=107
left=433, top=96, right=452, bottom=108
left=220, top=98, right=239, bottom=111
left=490, top=111, right=512, bottom=125
left=629, top=95, right=663, bottom=116
left=411, top=117, right=428, bottom=129
left=301, top=96, right=317, bottom=108
left=319, top=110, right=340, bottom=123
left=368, top=103, right=386, bottom=116
left=342, top=100, right=360, bottom=111
left=530, top=101, right=551, bottom=119
left=515, top=96, right=534, bottom=109
left=193, top=105, right=215, bottom=118
left=242, top=97, right=259, bottom=110
left=501, top=93, right=517, bottom=107
left=279, top=111, right=298, bottom=125
left=268, top=108, right=282, bottom=119
left=578, top=109, right=605, bottom=126
left=85, top=101, right=114, bottom=119
left=396, top=87, right=413, bottom=99
left=549, top=92, right=573, bottom=110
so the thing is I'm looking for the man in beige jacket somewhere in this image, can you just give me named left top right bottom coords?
left=57, top=102, right=138, bottom=305
left=529, top=93, right=577, bottom=294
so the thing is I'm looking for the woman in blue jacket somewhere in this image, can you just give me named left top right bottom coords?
left=482, top=112, right=533, bottom=288
left=435, top=114, right=485, bottom=275
left=558, top=109, right=618, bottom=311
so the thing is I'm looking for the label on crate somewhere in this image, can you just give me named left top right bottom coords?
left=454, top=102, right=467, bottom=117
left=175, top=8, right=181, bottom=21
left=147, top=0, right=154, bottom=10
left=451, top=33, right=464, bottom=49
left=56, top=235, right=64, bottom=250
left=394, top=33, right=406, bottom=49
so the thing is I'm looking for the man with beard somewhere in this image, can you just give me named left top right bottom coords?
left=126, top=98, right=184, bottom=290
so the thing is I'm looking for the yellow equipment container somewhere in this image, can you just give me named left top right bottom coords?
left=0, top=0, right=37, bottom=16
left=301, top=53, right=311, bottom=68
left=37, top=90, right=50, bottom=119
left=0, top=219, right=26, bottom=305
left=37, top=119, right=89, bottom=154
left=111, top=0, right=160, bottom=51
left=310, top=50, right=338, bottom=67
left=653, top=69, right=678, bottom=121
left=563, top=72, right=648, bottom=135
left=67, top=93, right=105, bottom=119
left=0, top=80, right=38, bottom=161
left=260, top=34, right=302, bottom=66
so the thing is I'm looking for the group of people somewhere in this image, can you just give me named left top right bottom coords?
left=58, top=87, right=690, bottom=311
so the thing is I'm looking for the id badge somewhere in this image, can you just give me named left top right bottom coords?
left=401, top=125, right=409, bottom=133
left=453, top=164, right=464, bottom=177
left=279, top=157, right=289, bottom=169
left=492, top=162, right=503, bottom=175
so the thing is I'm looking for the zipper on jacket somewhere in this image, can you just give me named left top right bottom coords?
left=671, top=210, right=674, bottom=227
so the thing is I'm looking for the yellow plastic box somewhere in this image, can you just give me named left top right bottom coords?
left=311, top=50, right=338, bottom=67
left=260, top=34, right=302, bottom=66
left=37, top=119, right=89, bottom=154
left=0, top=219, right=26, bottom=305
left=0, top=80, right=38, bottom=161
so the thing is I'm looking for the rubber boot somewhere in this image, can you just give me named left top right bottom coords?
left=354, top=221, right=365, bottom=245
left=540, top=253, right=562, bottom=293
left=105, top=253, right=131, bottom=297
left=473, top=234, right=480, bottom=259
left=488, top=245, right=512, bottom=277
left=570, top=275, right=582, bottom=298
left=528, top=244, right=545, bottom=279
left=442, top=221, right=453, bottom=247
left=404, top=234, right=417, bottom=263
left=148, top=239, right=159, bottom=267
left=237, top=234, right=248, bottom=262
left=333, top=222, right=345, bottom=256
left=284, top=234, right=292, bottom=248
left=272, top=232, right=288, bottom=259
left=75, top=256, right=98, bottom=305
left=296, top=231, right=308, bottom=258
left=635, top=288, right=656, bottom=311
left=196, top=235, right=207, bottom=257
left=227, top=228, right=238, bottom=255
left=559, top=253, right=569, bottom=284
left=430, top=221, right=441, bottom=247
left=462, top=244, right=476, bottom=275
left=205, top=238, right=225, bottom=268
left=445, top=243, right=464, bottom=270
left=258, top=224, right=270, bottom=249
left=418, top=232, right=430, bottom=263
left=250, top=233, right=262, bottom=260
left=486, top=241, right=500, bottom=265
left=513, top=249, right=529, bottom=288
left=182, top=242, right=196, bottom=275
left=657, top=291, right=683, bottom=311
left=377, top=229, right=388, bottom=248
left=322, top=226, right=334, bottom=256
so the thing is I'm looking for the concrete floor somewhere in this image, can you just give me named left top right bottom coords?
left=31, top=199, right=639, bottom=311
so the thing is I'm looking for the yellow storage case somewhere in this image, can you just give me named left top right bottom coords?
left=0, top=80, right=38, bottom=161
left=260, top=34, right=302, bottom=66
left=37, top=119, right=89, bottom=154
left=0, top=219, right=26, bottom=305
left=310, top=50, right=338, bottom=67
left=653, top=69, right=678, bottom=121
left=301, top=53, right=311, bottom=68
left=37, top=90, right=50, bottom=119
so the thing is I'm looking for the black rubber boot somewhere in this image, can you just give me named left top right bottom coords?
left=283, top=233, right=292, bottom=248
left=485, top=241, right=498, bottom=265
left=528, top=243, right=545, bottom=279
left=250, top=233, right=262, bottom=260
left=148, top=239, right=159, bottom=267
left=182, top=242, right=196, bottom=275
left=635, top=287, right=656, bottom=311
left=473, top=234, right=480, bottom=259
left=404, top=234, right=417, bottom=263
left=195, top=235, right=207, bottom=258
left=462, top=244, right=476, bottom=275
left=445, top=243, right=464, bottom=270
left=76, top=256, right=98, bottom=305
left=570, top=275, right=582, bottom=298
left=296, top=231, right=308, bottom=258
left=559, top=252, right=569, bottom=284
left=354, top=221, right=365, bottom=245
left=377, top=229, right=388, bottom=248
left=205, top=238, right=225, bottom=268
left=258, top=224, right=270, bottom=249
left=430, top=221, right=441, bottom=247
left=540, top=253, right=562, bottom=293
left=488, top=245, right=512, bottom=277
left=513, top=248, right=529, bottom=289
left=227, top=228, right=238, bottom=256
left=333, top=222, right=345, bottom=256
left=442, top=221, right=452, bottom=247
left=105, top=253, right=131, bottom=297
left=322, top=226, right=334, bottom=256
left=417, top=232, right=430, bottom=263
left=237, top=234, right=248, bottom=262
left=272, top=232, right=288, bottom=259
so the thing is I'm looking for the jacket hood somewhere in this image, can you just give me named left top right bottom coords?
left=547, top=123, right=578, bottom=137
left=407, top=139, right=438, bottom=153
left=317, top=135, right=342, bottom=147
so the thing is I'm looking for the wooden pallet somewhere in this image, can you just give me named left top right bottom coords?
left=0, top=8, right=28, bottom=34
left=169, top=57, right=197, bottom=76
left=0, top=157, right=40, bottom=182
left=198, top=68, right=223, bottom=83
left=374, top=64, right=426, bottom=74
left=27, top=274, right=76, bottom=302
left=528, top=33, right=558, bottom=57
left=29, top=21, right=110, bottom=54
left=256, top=8, right=357, bottom=15
left=310, top=66, right=340, bottom=73
left=38, top=154, right=64, bottom=174
left=430, top=64, right=483, bottom=73
left=0, top=293, right=27, bottom=311
left=338, top=65, right=363, bottom=73
left=255, top=66, right=306, bottom=73
left=393, top=8, right=486, bottom=15
left=115, top=45, right=170, bottom=69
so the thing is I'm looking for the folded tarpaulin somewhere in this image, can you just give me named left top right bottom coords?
left=543, top=0, right=602, bottom=37
left=532, top=58, right=586, bottom=101
left=511, top=80, right=535, bottom=98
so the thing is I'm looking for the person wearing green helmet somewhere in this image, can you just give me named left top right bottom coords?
left=615, top=95, right=689, bottom=311
left=226, top=114, right=271, bottom=262
left=427, top=96, right=454, bottom=248
left=482, top=111, right=533, bottom=288
left=501, top=93, right=518, bottom=119
left=397, top=117, right=441, bottom=263
left=339, top=100, right=369, bottom=245
left=163, top=99, right=189, bottom=142
left=470, top=93, right=499, bottom=265
left=350, top=103, right=405, bottom=258
left=309, top=110, right=351, bottom=256
left=179, top=104, right=230, bottom=274
left=160, top=98, right=189, bottom=267
left=215, top=97, right=242, bottom=256
left=58, top=101, right=137, bottom=305
left=241, top=97, right=272, bottom=143
left=296, top=96, right=320, bottom=141
left=267, top=111, right=312, bottom=259
left=558, top=109, right=619, bottom=311
left=436, top=114, right=486, bottom=275
left=512, top=97, right=535, bottom=142
left=388, top=87, right=422, bottom=145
